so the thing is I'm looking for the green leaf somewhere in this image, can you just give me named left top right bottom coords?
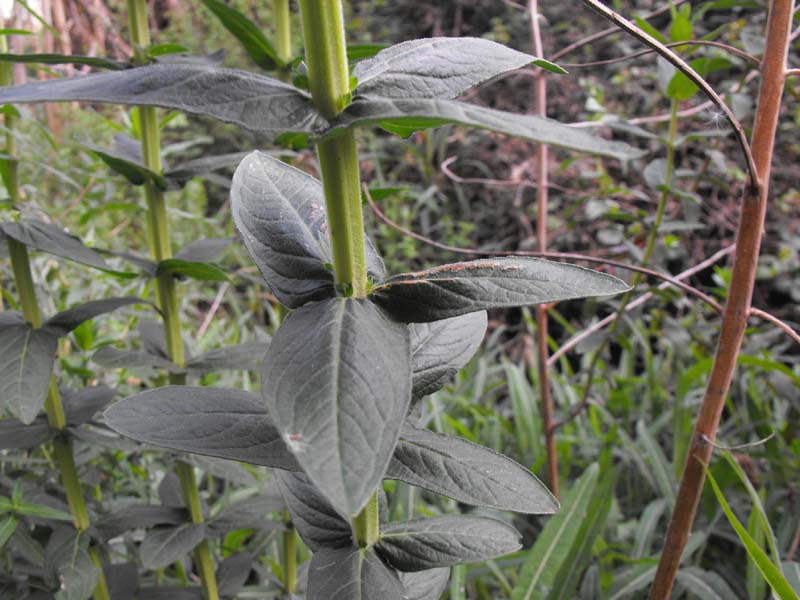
left=669, top=3, right=693, bottom=43
left=87, top=143, right=169, bottom=189
left=147, top=43, right=189, bottom=57
left=103, top=386, right=298, bottom=470
left=140, top=523, right=207, bottom=570
left=400, top=569, right=451, bottom=600
left=676, top=566, right=738, bottom=600
left=263, top=297, right=411, bottom=515
left=409, top=311, right=487, bottom=400
left=62, top=386, right=117, bottom=426
left=275, top=471, right=352, bottom=551
left=377, top=516, right=521, bottom=571
left=0, top=417, right=54, bottom=448
left=307, top=547, right=404, bottom=600
left=705, top=468, right=799, bottom=600
left=0, top=52, right=130, bottom=70
left=231, top=151, right=385, bottom=308
left=91, top=345, right=175, bottom=371
left=352, top=37, right=544, bottom=100
left=330, top=98, right=644, bottom=161
left=44, top=296, right=145, bottom=335
left=45, top=529, right=100, bottom=600
left=0, top=29, right=34, bottom=36
left=216, top=553, right=253, bottom=598
left=93, top=505, right=187, bottom=541
left=200, top=0, right=283, bottom=70
left=0, top=515, right=17, bottom=549
left=511, top=464, right=600, bottom=600
left=347, top=43, right=387, bottom=62
left=184, top=341, right=270, bottom=373
left=784, top=562, right=800, bottom=594
left=174, top=237, right=234, bottom=263
left=1, top=219, right=108, bottom=270
left=14, top=500, right=74, bottom=521
left=164, top=152, right=250, bottom=188
left=0, top=323, right=59, bottom=424
left=372, top=257, right=629, bottom=323
left=155, top=258, right=230, bottom=281
left=387, top=426, right=558, bottom=514
left=0, top=65, right=322, bottom=135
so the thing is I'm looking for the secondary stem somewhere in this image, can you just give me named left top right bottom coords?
left=272, top=0, right=291, bottom=65
left=650, top=1, right=794, bottom=596
left=298, top=0, right=367, bottom=298
left=1, top=27, right=110, bottom=600
left=352, top=492, right=380, bottom=547
left=126, top=2, right=218, bottom=598
left=282, top=512, right=298, bottom=593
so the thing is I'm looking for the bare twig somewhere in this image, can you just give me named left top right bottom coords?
left=701, top=431, right=775, bottom=451
left=561, top=39, right=760, bottom=68
left=651, top=1, right=795, bottom=596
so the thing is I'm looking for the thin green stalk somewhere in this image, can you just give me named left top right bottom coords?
left=2, top=29, right=109, bottom=600
left=282, top=511, right=298, bottom=594
left=272, top=0, right=292, bottom=65
left=557, top=99, right=680, bottom=431
left=352, top=492, right=380, bottom=547
left=126, top=2, right=218, bottom=598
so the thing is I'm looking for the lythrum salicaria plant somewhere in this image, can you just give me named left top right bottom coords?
left=0, top=1, right=638, bottom=596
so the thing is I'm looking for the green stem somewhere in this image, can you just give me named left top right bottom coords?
left=272, top=0, right=292, bottom=65
left=352, top=491, right=380, bottom=547
left=126, top=2, right=218, bottom=598
left=299, top=1, right=367, bottom=297
left=282, top=511, right=297, bottom=594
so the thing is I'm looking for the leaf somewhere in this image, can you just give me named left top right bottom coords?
left=511, top=464, right=600, bottom=600
left=1, top=219, right=108, bottom=270
left=263, top=297, right=411, bottom=515
left=676, top=566, right=738, bottom=600
left=330, top=98, right=644, bottom=161
left=216, top=553, right=253, bottom=598
left=62, top=386, right=116, bottom=426
left=0, top=52, right=130, bottom=70
left=92, top=505, right=187, bottom=540
left=399, top=568, right=450, bottom=600
left=87, top=143, right=169, bottom=189
left=377, top=516, right=521, bottom=571
left=275, top=471, right=352, bottom=551
left=0, top=515, right=18, bottom=549
left=347, top=43, right=387, bottom=61
left=155, top=258, right=229, bottom=281
left=185, top=341, right=270, bottom=373
left=387, top=426, right=558, bottom=514
left=207, top=496, right=285, bottom=535
left=0, top=417, right=55, bottom=448
left=0, top=64, right=323, bottom=135
left=91, top=345, right=175, bottom=371
left=45, top=528, right=100, bottom=600
left=164, top=152, right=250, bottom=188
left=307, top=547, right=405, bottom=600
left=231, top=151, right=385, bottom=307
left=103, top=563, right=139, bottom=600
left=0, top=323, right=59, bottom=424
left=103, top=386, right=298, bottom=470
left=705, top=468, right=799, bottom=600
left=13, top=499, right=74, bottom=521
left=409, top=311, right=486, bottom=399
left=784, top=562, right=800, bottom=594
left=372, top=257, right=629, bottom=322
left=200, top=0, right=283, bottom=70
left=140, top=523, right=207, bottom=570
left=174, top=237, right=234, bottom=263
left=352, top=37, right=543, bottom=100
left=44, top=296, right=145, bottom=335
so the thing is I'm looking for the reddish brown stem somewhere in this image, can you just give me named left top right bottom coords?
left=649, top=1, right=794, bottom=597
left=528, top=0, right=558, bottom=498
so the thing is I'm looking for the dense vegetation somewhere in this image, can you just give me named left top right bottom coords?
left=0, top=1, right=798, bottom=599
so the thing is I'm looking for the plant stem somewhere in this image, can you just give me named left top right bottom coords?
left=650, top=1, right=794, bottom=597
left=352, top=492, right=380, bottom=547
left=299, top=0, right=367, bottom=298
left=282, top=512, right=297, bottom=594
left=126, top=2, right=218, bottom=598
left=558, top=98, right=679, bottom=432
left=528, top=0, right=558, bottom=499
left=1, top=28, right=109, bottom=600
left=272, top=0, right=291, bottom=65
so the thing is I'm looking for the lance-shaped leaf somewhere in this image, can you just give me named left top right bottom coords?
left=372, top=257, right=629, bottom=322
left=91, top=345, right=176, bottom=371
left=377, top=516, right=521, bottom=572
left=103, top=386, right=298, bottom=470
left=329, top=98, right=643, bottom=161
left=86, top=137, right=169, bottom=189
left=0, top=64, right=324, bottom=135
left=1, top=219, right=109, bottom=270
left=307, top=547, right=405, bottom=600
left=231, top=151, right=385, bottom=308
left=0, top=52, right=130, bottom=70
left=165, top=152, right=251, bottom=188
left=62, top=386, right=117, bottom=426
left=44, top=296, right=146, bottom=335
left=275, top=471, right=352, bottom=551
left=140, top=524, right=207, bottom=570
left=174, top=237, right=235, bottom=263
left=263, top=297, right=411, bottom=515
left=200, top=0, right=283, bottom=70
left=400, top=569, right=451, bottom=600
left=185, top=341, right=270, bottom=373
left=0, top=324, right=59, bottom=424
left=207, top=496, right=285, bottom=536
left=155, top=258, right=229, bottom=281
left=0, top=416, right=55, bottom=448
left=92, top=505, right=188, bottom=540
left=410, top=311, right=486, bottom=400
left=387, top=426, right=558, bottom=514
left=353, top=37, right=558, bottom=100
left=45, top=529, right=99, bottom=600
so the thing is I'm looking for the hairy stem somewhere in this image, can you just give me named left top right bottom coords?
left=126, top=2, right=218, bottom=598
left=1, top=28, right=109, bottom=600
left=650, top=1, right=794, bottom=596
left=352, top=491, right=380, bottom=547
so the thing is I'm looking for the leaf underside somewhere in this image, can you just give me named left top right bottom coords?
left=307, top=547, right=404, bottom=600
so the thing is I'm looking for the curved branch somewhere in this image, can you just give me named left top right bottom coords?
left=561, top=39, right=760, bottom=68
